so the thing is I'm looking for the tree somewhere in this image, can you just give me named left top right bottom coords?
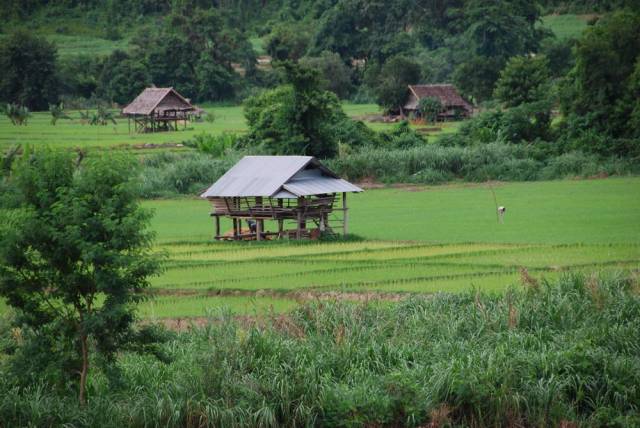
left=418, top=97, right=443, bottom=123
left=243, top=62, right=349, bottom=158
left=0, top=30, right=59, bottom=110
left=494, top=56, right=551, bottom=107
left=560, top=11, right=640, bottom=140
left=0, top=150, right=160, bottom=404
left=265, top=23, right=310, bottom=61
left=98, top=50, right=150, bottom=105
left=300, top=51, right=354, bottom=99
left=453, top=0, right=546, bottom=102
left=367, top=55, right=421, bottom=113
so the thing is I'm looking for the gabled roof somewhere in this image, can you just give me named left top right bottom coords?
left=405, top=84, right=472, bottom=110
left=200, top=156, right=363, bottom=198
left=122, top=87, right=194, bottom=115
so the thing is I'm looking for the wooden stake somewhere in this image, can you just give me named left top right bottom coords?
left=342, top=192, right=348, bottom=236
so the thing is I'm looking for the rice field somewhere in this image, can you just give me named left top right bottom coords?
left=135, top=177, right=640, bottom=319
left=0, top=103, right=455, bottom=151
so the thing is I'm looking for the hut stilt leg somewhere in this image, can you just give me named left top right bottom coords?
left=256, top=219, right=262, bottom=241
left=342, top=192, right=348, bottom=237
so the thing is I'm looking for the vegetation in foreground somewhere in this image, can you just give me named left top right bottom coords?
left=1, top=273, right=639, bottom=426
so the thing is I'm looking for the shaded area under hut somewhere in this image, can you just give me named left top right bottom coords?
left=200, top=156, right=363, bottom=241
left=122, top=87, right=198, bottom=133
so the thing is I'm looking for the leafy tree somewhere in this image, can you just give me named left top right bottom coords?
left=453, top=56, right=504, bottom=103
left=453, top=0, right=546, bottom=102
left=244, top=62, right=347, bottom=158
left=58, top=55, right=101, bottom=100
left=195, top=55, right=236, bottom=101
left=418, top=97, right=443, bottom=123
left=49, top=102, right=70, bottom=125
left=0, top=150, right=160, bottom=404
left=266, top=23, right=310, bottom=61
left=367, top=56, right=421, bottom=113
left=300, top=51, right=354, bottom=99
left=560, top=10, right=640, bottom=144
left=98, top=50, right=150, bottom=105
left=494, top=56, right=551, bottom=107
left=0, top=30, right=59, bottom=110
left=3, top=103, right=30, bottom=126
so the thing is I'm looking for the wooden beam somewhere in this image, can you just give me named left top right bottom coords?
left=342, top=192, right=348, bottom=237
left=256, top=218, right=262, bottom=241
left=215, top=215, right=220, bottom=238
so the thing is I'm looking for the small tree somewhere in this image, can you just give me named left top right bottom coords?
left=418, top=96, right=443, bottom=123
left=0, top=150, right=160, bottom=404
left=367, top=56, right=421, bottom=114
left=4, top=103, right=30, bottom=125
left=494, top=55, right=550, bottom=107
left=49, top=102, right=70, bottom=125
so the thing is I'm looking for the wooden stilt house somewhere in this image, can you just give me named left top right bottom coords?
left=200, top=156, right=363, bottom=240
left=122, top=87, right=197, bottom=133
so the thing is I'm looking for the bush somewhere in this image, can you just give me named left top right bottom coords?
left=139, top=152, right=240, bottom=198
left=1, top=274, right=639, bottom=426
left=327, top=143, right=639, bottom=184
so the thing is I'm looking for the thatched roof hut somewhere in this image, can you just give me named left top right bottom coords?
left=201, top=156, right=363, bottom=240
left=403, top=84, right=473, bottom=120
left=122, top=87, right=197, bottom=132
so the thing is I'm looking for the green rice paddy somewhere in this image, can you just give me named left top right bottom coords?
left=0, top=103, right=454, bottom=151
left=135, top=177, right=640, bottom=319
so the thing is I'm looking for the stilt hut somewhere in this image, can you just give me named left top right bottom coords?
left=122, top=87, right=197, bottom=133
left=200, top=156, right=363, bottom=241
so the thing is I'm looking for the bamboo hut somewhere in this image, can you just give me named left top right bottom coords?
left=403, top=84, right=473, bottom=120
left=122, top=87, right=197, bottom=133
left=200, top=156, right=363, bottom=241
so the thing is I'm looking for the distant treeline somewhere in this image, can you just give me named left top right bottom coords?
left=4, top=0, right=639, bottom=110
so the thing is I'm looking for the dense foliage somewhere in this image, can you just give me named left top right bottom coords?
left=0, top=150, right=161, bottom=403
left=0, top=31, right=58, bottom=110
left=1, top=273, right=638, bottom=426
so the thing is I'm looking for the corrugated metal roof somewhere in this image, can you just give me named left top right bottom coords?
left=200, top=156, right=363, bottom=198
left=284, top=177, right=362, bottom=196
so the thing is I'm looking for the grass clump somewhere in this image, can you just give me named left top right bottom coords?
left=1, top=273, right=639, bottom=426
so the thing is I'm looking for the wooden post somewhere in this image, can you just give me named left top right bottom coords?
left=128, top=117, right=130, bottom=134
left=296, top=211, right=302, bottom=240
left=215, top=215, right=220, bottom=239
left=277, top=199, right=284, bottom=238
left=233, top=218, right=238, bottom=240
left=342, top=192, right=348, bottom=237
left=256, top=218, right=262, bottom=241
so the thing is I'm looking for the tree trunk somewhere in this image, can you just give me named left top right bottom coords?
left=79, top=332, right=89, bottom=405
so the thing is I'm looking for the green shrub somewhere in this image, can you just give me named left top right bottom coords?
left=1, top=274, right=639, bottom=426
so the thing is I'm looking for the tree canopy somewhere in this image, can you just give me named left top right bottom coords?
left=0, top=31, right=58, bottom=110
left=0, top=150, right=160, bottom=404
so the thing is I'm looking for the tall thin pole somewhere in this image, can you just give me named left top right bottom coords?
left=342, top=192, right=348, bottom=237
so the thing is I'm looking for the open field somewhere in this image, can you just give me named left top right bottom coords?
left=540, top=14, right=593, bottom=40
left=0, top=104, right=455, bottom=151
left=132, top=177, right=640, bottom=319
left=1, top=177, right=636, bottom=320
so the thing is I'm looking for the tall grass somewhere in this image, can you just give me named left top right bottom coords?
left=327, top=144, right=640, bottom=184
left=1, top=274, right=639, bottom=426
